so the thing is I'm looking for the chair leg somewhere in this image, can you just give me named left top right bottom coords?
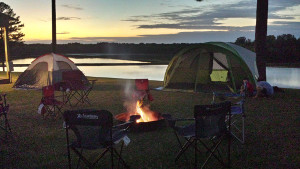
left=175, top=137, right=194, bottom=162
left=93, top=148, right=110, bottom=167
left=199, top=135, right=227, bottom=168
left=230, top=115, right=245, bottom=144
left=71, top=147, right=93, bottom=168
left=111, top=147, right=114, bottom=169
left=118, top=142, right=124, bottom=169
left=4, top=114, right=11, bottom=139
left=76, top=148, right=83, bottom=169
left=112, top=146, right=130, bottom=169
left=194, top=139, right=197, bottom=169
left=228, top=132, right=231, bottom=168
left=242, top=116, right=245, bottom=144
left=66, top=129, right=72, bottom=169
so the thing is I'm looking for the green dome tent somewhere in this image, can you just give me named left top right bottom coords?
left=163, top=42, right=259, bottom=93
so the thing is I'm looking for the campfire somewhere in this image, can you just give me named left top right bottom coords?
left=115, top=100, right=163, bottom=123
left=115, top=79, right=166, bottom=131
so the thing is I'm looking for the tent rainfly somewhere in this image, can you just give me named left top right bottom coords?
left=163, top=42, right=259, bottom=93
left=13, top=53, right=87, bottom=89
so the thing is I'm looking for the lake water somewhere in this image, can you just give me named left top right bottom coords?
left=10, top=57, right=300, bottom=89
left=266, top=67, right=300, bottom=89
left=11, top=58, right=168, bottom=81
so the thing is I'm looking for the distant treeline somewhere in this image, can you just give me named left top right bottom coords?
left=1, top=34, right=299, bottom=63
left=234, top=34, right=300, bottom=63
left=4, top=43, right=192, bottom=61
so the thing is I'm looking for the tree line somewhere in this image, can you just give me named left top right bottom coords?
left=234, top=34, right=300, bottom=63
left=2, top=34, right=300, bottom=64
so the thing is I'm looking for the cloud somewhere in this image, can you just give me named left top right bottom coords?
left=123, top=0, right=299, bottom=33
left=64, top=31, right=256, bottom=44
left=57, top=17, right=81, bottom=20
left=62, top=4, right=83, bottom=10
left=57, top=32, right=70, bottom=34
left=137, top=23, right=254, bottom=31
left=121, top=19, right=146, bottom=22
left=26, top=27, right=299, bottom=45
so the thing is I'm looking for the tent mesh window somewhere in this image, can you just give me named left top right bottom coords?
left=32, top=62, right=48, bottom=71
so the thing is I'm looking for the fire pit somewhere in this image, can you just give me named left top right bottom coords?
left=117, top=79, right=169, bottom=131
left=115, top=112, right=166, bottom=132
left=115, top=101, right=167, bottom=132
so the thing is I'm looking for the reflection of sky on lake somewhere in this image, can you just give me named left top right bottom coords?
left=11, top=58, right=166, bottom=81
left=10, top=58, right=300, bottom=87
left=12, top=57, right=147, bottom=64
left=70, top=58, right=148, bottom=63
left=267, top=67, right=300, bottom=89
left=78, top=65, right=167, bottom=81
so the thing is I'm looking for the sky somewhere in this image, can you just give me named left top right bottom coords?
left=2, top=0, right=300, bottom=44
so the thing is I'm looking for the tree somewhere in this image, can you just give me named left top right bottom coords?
left=234, top=37, right=254, bottom=51
left=0, top=2, right=25, bottom=44
left=255, top=0, right=268, bottom=81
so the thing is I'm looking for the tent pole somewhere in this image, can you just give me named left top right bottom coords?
left=226, top=55, right=237, bottom=92
left=3, top=27, right=10, bottom=81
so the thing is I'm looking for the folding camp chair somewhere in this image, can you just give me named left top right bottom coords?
left=213, top=92, right=246, bottom=144
left=0, top=93, right=12, bottom=140
left=133, top=79, right=153, bottom=103
left=40, top=85, right=65, bottom=119
left=64, top=109, right=139, bottom=169
left=169, top=101, right=232, bottom=169
left=62, top=70, right=95, bottom=106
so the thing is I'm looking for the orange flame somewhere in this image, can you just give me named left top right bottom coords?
left=135, top=100, right=159, bottom=123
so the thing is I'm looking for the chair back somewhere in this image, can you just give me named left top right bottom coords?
left=64, top=109, right=113, bottom=147
left=194, top=101, right=231, bottom=138
left=135, top=79, right=149, bottom=91
left=42, top=85, right=55, bottom=99
left=62, top=70, right=84, bottom=81
left=62, top=70, right=87, bottom=90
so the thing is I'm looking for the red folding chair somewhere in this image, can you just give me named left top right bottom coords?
left=133, top=79, right=154, bottom=102
left=40, top=85, right=65, bottom=119
left=62, top=70, right=95, bottom=106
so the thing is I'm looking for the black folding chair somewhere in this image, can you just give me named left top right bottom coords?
left=0, top=93, right=12, bottom=140
left=169, top=101, right=232, bottom=169
left=64, top=109, right=139, bottom=169
left=213, top=92, right=246, bottom=144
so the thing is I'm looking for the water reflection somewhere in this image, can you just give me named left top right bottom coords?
left=10, top=58, right=300, bottom=88
left=79, top=65, right=167, bottom=81
left=12, top=57, right=147, bottom=64
left=11, top=58, right=167, bottom=81
left=267, top=67, right=300, bottom=89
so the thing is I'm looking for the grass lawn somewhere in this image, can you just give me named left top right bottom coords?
left=0, top=72, right=299, bottom=169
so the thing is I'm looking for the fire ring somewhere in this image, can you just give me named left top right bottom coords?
left=115, top=112, right=167, bottom=132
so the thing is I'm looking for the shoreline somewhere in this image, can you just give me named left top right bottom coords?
left=266, top=63, right=300, bottom=68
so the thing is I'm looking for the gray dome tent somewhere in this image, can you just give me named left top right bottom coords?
left=163, top=42, right=259, bottom=93
left=13, top=53, right=87, bottom=89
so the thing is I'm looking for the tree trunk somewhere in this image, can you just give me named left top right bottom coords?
left=255, top=0, right=268, bottom=81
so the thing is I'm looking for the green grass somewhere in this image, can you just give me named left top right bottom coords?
left=0, top=72, right=299, bottom=169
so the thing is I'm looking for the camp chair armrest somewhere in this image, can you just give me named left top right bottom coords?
left=113, top=115, right=141, bottom=130
left=112, top=122, right=132, bottom=130
left=167, top=118, right=195, bottom=128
